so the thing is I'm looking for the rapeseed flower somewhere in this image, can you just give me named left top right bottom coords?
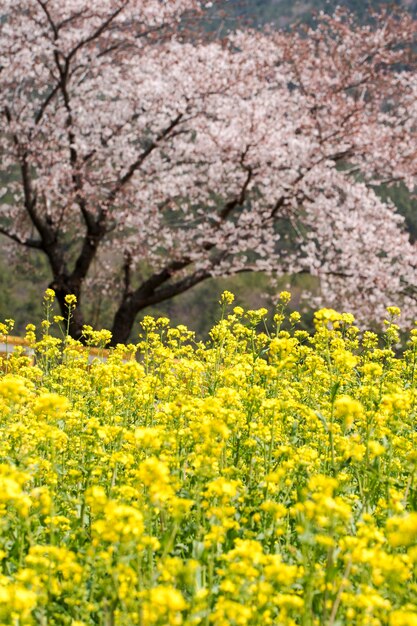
left=1, top=295, right=417, bottom=623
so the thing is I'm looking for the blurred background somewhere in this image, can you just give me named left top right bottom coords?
left=1, top=0, right=416, bottom=339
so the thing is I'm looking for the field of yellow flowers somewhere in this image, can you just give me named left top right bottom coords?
left=1, top=290, right=417, bottom=625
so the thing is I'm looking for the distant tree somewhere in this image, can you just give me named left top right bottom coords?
left=0, top=1, right=416, bottom=344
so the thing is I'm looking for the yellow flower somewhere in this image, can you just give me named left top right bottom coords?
left=289, top=311, right=301, bottom=324
left=278, top=291, right=291, bottom=304
left=1, top=298, right=417, bottom=622
left=219, top=291, right=235, bottom=305
left=390, top=610, right=417, bottom=626
left=33, top=393, right=69, bottom=418
left=64, top=294, right=77, bottom=306
left=334, top=395, right=364, bottom=428
left=387, top=306, right=401, bottom=317
left=44, top=288, right=56, bottom=302
left=0, top=582, right=37, bottom=618
left=387, top=513, right=417, bottom=547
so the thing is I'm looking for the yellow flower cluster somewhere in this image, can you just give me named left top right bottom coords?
left=1, top=294, right=417, bottom=624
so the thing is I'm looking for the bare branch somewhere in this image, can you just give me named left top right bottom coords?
left=0, top=226, right=43, bottom=250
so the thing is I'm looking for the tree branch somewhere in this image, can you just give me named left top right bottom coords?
left=219, top=158, right=253, bottom=220
left=96, top=23, right=167, bottom=58
left=0, top=226, right=43, bottom=249
left=134, top=267, right=212, bottom=309
left=117, top=149, right=255, bottom=316
left=131, top=257, right=193, bottom=305
left=122, top=251, right=133, bottom=298
left=35, top=0, right=59, bottom=39
left=34, top=83, right=61, bottom=125
left=2, top=106, right=70, bottom=279
left=106, top=111, right=185, bottom=205
left=67, top=3, right=129, bottom=63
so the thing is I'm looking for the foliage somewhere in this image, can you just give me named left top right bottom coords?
left=1, top=292, right=417, bottom=623
left=0, top=1, right=416, bottom=344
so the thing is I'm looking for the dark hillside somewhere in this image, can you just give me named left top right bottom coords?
left=225, top=0, right=417, bottom=27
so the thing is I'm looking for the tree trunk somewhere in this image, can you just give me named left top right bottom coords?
left=110, top=267, right=212, bottom=346
left=53, top=281, right=86, bottom=341
left=110, top=298, right=138, bottom=346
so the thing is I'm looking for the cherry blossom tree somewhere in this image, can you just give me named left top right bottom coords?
left=0, top=1, right=416, bottom=344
